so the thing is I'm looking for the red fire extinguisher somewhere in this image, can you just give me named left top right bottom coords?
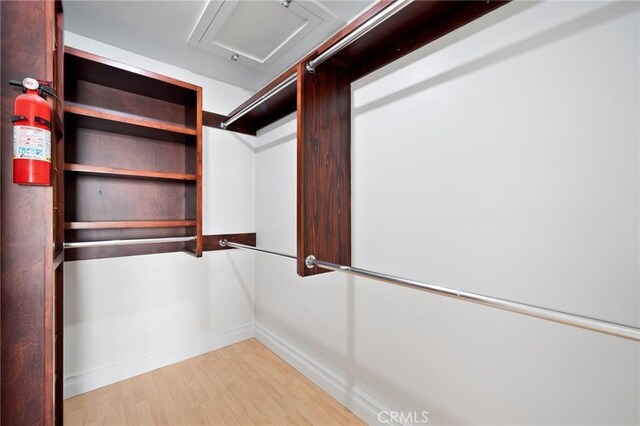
left=9, top=77, right=57, bottom=185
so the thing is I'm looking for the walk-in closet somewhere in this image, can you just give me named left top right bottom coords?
left=1, top=0, right=638, bottom=424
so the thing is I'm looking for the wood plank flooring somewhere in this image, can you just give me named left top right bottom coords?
left=64, top=338, right=364, bottom=425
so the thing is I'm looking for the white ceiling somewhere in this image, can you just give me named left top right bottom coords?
left=62, top=0, right=374, bottom=91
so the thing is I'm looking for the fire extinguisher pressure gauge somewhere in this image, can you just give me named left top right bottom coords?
left=22, top=78, right=39, bottom=91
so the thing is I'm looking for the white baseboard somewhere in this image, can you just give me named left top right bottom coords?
left=64, top=323, right=255, bottom=399
left=65, top=322, right=396, bottom=425
left=255, top=323, right=394, bottom=426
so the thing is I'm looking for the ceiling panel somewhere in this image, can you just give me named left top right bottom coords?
left=189, top=0, right=335, bottom=72
left=63, top=0, right=375, bottom=91
left=213, top=1, right=310, bottom=62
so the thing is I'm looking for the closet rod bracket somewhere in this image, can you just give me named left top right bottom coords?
left=305, top=255, right=316, bottom=269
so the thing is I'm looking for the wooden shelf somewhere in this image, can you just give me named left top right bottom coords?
left=65, top=46, right=200, bottom=104
left=65, top=111, right=194, bottom=144
left=64, top=163, right=197, bottom=181
left=65, top=220, right=196, bottom=230
left=65, top=102, right=197, bottom=136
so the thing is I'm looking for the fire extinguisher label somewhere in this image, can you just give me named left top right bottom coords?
left=13, top=125, right=51, bottom=162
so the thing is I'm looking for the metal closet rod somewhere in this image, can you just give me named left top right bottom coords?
left=220, top=239, right=640, bottom=342
left=64, top=236, right=196, bottom=249
left=220, top=240, right=296, bottom=261
left=220, top=0, right=412, bottom=129
left=220, top=73, right=297, bottom=129
left=306, top=0, right=413, bottom=73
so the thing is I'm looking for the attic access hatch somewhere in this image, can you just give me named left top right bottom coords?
left=188, top=0, right=335, bottom=73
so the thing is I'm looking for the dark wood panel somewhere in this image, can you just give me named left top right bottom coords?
left=184, top=88, right=203, bottom=256
left=195, top=88, right=203, bottom=257
left=65, top=102, right=196, bottom=135
left=202, top=111, right=256, bottom=136
left=64, top=163, right=197, bottom=181
left=54, top=263, right=63, bottom=426
left=1, top=1, right=56, bottom=423
left=65, top=123, right=191, bottom=173
left=313, top=1, right=393, bottom=59
left=53, top=5, right=64, bottom=424
left=1, top=6, right=4, bottom=410
left=53, top=249, right=64, bottom=270
left=184, top=134, right=198, bottom=254
left=44, top=4, right=57, bottom=422
left=224, top=73, right=297, bottom=133
left=296, top=62, right=351, bottom=276
left=202, top=233, right=257, bottom=251
left=343, top=1, right=508, bottom=81
left=64, top=174, right=190, bottom=222
left=54, top=4, right=65, bottom=260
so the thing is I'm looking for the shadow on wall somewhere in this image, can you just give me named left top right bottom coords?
left=254, top=132, right=297, bottom=154
left=230, top=131, right=257, bottom=153
left=256, top=283, right=464, bottom=425
left=223, top=251, right=254, bottom=307
left=353, top=1, right=639, bottom=117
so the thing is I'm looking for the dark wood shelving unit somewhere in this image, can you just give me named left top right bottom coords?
left=64, top=47, right=203, bottom=260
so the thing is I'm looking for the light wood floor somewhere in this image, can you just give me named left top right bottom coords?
left=64, top=338, right=364, bottom=426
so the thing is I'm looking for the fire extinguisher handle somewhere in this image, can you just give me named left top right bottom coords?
left=39, top=85, right=59, bottom=101
left=8, top=80, right=23, bottom=88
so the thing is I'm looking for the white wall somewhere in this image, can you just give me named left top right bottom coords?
left=63, top=33, right=257, bottom=397
left=255, top=2, right=640, bottom=425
